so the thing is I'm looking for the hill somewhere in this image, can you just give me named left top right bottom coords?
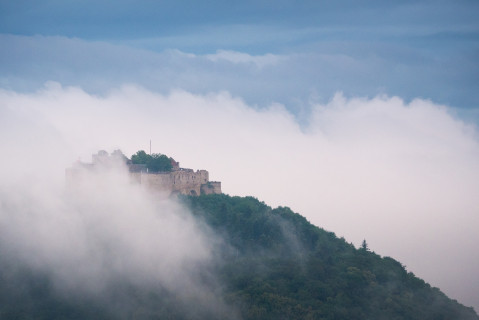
left=184, top=194, right=478, bottom=320
left=0, top=194, right=477, bottom=319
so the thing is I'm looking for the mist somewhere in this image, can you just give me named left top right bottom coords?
left=0, top=101, right=236, bottom=317
left=1, top=84, right=478, bottom=311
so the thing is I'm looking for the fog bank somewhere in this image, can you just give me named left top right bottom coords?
left=0, top=103, right=234, bottom=316
left=1, top=84, right=478, bottom=310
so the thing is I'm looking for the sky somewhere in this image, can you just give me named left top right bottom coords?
left=1, top=0, right=479, bottom=312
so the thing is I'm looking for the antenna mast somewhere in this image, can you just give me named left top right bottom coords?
left=150, top=140, right=151, bottom=155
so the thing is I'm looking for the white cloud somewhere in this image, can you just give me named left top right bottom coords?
left=0, top=86, right=235, bottom=316
left=1, top=84, right=478, bottom=310
left=205, top=50, right=284, bottom=68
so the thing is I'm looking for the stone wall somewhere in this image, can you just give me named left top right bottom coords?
left=130, top=169, right=221, bottom=196
left=200, top=181, right=222, bottom=195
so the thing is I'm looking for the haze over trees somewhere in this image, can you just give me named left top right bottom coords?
left=185, top=195, right=478, bottom=320
left=0, top=194, right=477, bottom=319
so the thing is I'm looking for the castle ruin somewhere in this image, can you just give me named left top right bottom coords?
left=66, top=150, right=222, bottom=196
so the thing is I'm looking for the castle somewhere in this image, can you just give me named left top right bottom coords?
left=66, top=150, right=222, bottom=196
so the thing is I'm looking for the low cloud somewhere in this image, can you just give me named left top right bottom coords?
left=0, top=100, right=235, bottom=316
left=0, top=84, right=478, bottom=310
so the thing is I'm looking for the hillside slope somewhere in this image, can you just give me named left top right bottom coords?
left=0, top=194, right=476, bottom=319
left=184, top=194, right=478, bottom=320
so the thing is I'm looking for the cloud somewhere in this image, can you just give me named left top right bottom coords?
left=2, top=34, right=478, bottom=115
left=0, top=85, right=478, bottom=311
left=0, top=93, right=236, bottom=316
left=205, top=50, right=284, bottom=68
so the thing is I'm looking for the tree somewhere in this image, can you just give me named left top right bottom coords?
left=148, top=154, right=172, bottom=172
left=130, top=150, right=173, bottom=172
left=361, top=239, right=369, bottom=251
left=131, top=150, right=150, bottom=164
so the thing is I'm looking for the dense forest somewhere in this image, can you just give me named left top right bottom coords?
left=0, top=194, right=477, bottom=319
left=185, top=195, right=478, bottom=320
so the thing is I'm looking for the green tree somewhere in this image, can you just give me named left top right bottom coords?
left=361, top=239, right=369, bottom=251
left=148, top=154, right=172, bottom=172
left=130, top=150, right=173, bottom=172
left=131, top=150, right=150, bottom=164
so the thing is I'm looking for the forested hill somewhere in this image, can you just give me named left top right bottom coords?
left=184, top=194, right=478, bottom=320
left=0, top=194, right=477, bottom=319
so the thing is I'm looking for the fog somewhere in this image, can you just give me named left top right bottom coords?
left=0, top=96, right=235, bottom=317
left=1, top=84, right=478, bottom=311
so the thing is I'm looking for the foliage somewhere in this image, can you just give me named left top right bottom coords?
left=0, top=194, right=477, bottom=319
left=361, top=239, right=369, bottom=251
left=183, top=194, right=479, bottom=320
left=131, top=150, right=150, bottom=164
left=131, top=150, right=173, bottom=172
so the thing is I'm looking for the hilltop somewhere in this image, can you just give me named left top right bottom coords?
left=66, top=150, right=222, bottom=196
left=1, top=151, right=476, bottom=319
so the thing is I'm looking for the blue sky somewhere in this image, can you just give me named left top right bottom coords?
left=1, top=0, right=479, bottom=312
